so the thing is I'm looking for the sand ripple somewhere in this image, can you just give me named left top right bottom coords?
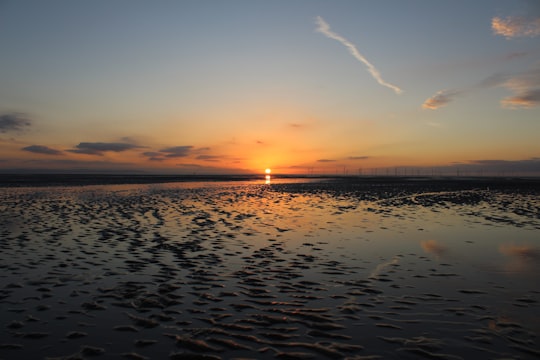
left=0, top=179, right=538, bottom=359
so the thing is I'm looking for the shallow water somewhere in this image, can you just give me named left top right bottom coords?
left=0, top=179, right=539, bottom=359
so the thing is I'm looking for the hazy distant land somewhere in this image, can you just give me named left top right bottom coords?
left=1, top=173, right=540, bottom=188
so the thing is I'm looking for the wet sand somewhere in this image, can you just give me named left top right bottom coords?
left=1, top=177, right=539, bottom=359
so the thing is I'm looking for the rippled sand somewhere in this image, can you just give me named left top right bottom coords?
left=0, top=178, right=539, bottom=359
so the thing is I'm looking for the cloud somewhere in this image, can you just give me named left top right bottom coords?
left=471, top=158, right=540, bottom=172
left=142, top=151, right=162, bottom=157
left=480, top=68, right=540, bottom=109
left=505, top=51, right=530, bottom=60
left=422, top=89, right=461, bottom=110
left=477, top=73, right=507, bottom=88
left=317, top=159, right=336, bottom=163
left=499, top=68, right=540, bottom=108
left=348, top=156, right=370, bottom=160
left=159, top=145, right=193, bottom=158
left=502, top=89, right=540, bottom=108
left=472, top=159, right=540, bottom=167
left=142, top=151, right=164, bottom=161
left=315, top=16, right=402, bottom=94
left=426, top=121, right=443, bottom=128
left=142, top=145, right=194, bottom=161
left=0, top=113, right=31, bottom=133
left=424, top=67, right=540, bottom=110
left=176, top=163, right=203, bottom=168
left=0, top=158, right=145, bottom=174
left=492, top=16, right=540, bottom=39
left=196, top=154, right=222, bottom=162
left=68, top=142, right=143, bottom=156
left=444, top=158, right=540, bottom=175
left=22, top=145, right=63, bottom=155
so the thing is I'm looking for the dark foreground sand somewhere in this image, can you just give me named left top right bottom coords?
left=0, top=177, right=539, bottom=359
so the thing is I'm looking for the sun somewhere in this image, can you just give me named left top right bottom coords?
left=265, top=168, right=271, bottom=174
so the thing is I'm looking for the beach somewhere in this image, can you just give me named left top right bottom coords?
left=1, top=177, right=539, bottom=359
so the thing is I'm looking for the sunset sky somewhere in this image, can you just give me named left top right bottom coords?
left=1, top=0, right=539, bottom=175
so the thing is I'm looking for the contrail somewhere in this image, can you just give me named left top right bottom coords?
left=315, top=16, right=402, bottom=94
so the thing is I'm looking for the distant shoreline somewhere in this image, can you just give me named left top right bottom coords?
left=1, top=173, right=539, bottom=188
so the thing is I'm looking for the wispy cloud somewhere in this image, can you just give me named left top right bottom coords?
left=196, top=154, right=222, bottom=162
left=422, top=89, right=462, bottom=110
left=177, top=163, right=202, bottom=168
left=0, top=158, right=144, bottom=174
left=68, top=142, right=143, bottom=156
left=426, top=121, right=444, bottom=128
left=446, top=158, right=540, bottom=175
left=479, top=68, right=540, bottom=109
left=500, top=68, right=540, bottom=108
left=315, top=16, right=402, bottom=94
left=159, top=145, right=193, bottom=158
left=505, top=51, right=530, bottom=60
left=317, top=159, right=336, bottom=163
left=142, top=151, right=164, bottom=161
left=348, top=156, right=370, bottom=160
left=502, top=88, right=540, bottom=109
left=22, top=145, right=63, bottom=155
left=142, top=145, right=194, bottom=161
left=471, top=158, right=540, bottom=172
left=492, top=16, right=540, bottom=39
left=0, top=113, right=31, bottom=133
left=423, top=67, right=540, bottom=110
left=424, top=5, right=540, bottom=111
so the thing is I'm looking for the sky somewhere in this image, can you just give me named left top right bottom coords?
left=1, top=0, right=539, bottom=175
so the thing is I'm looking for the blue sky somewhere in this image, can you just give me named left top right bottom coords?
left=1, top=0, right=539, bottom=174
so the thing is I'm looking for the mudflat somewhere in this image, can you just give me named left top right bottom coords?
left=1, top=177, right=538, bottom=359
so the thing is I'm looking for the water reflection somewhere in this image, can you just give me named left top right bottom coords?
left=499, top=243, right=540, bottom=273
left=1, top=179, right=539, bottom=359
left=421, top=239, right=448, bottom=259
left=499, top=244, right=540, bottom=260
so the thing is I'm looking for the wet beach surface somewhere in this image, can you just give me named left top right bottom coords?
left=1, top=177, right=539, bottom=359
